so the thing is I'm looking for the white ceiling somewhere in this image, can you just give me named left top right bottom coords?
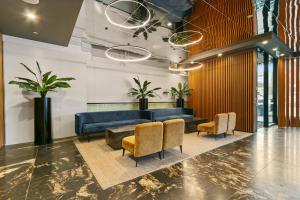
left=72, top=0, right=187, bottom=64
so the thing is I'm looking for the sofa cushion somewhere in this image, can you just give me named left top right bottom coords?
left=82, top=119, right=151, bottom=133
left=155, top=114, right=193, bottom=121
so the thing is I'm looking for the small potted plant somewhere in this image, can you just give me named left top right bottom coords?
left=128, top=77, right=161, bottom=110
left=164, top=82, right=192, bottom=108
left=9, top=62, right=75, bottom=145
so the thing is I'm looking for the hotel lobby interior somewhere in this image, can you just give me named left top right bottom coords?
left=0, top=0, right=300, bottom=199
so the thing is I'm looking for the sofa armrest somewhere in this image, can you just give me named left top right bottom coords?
left=140, top=110, right=153, bottom=121
left=75, top=114, right=84, bottom=136
left=182, top=108, right=194, bottom=116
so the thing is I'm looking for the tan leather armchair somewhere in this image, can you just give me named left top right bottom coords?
left=162, top=119, right=185, bottom=158
left=197, top=113, right=229, bottom=138
left=227, top=112, right=236, bottom=135
left=122, top=122, right=163, bottom=167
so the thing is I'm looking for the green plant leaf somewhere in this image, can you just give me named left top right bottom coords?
left=57, top=77, right=76, bottom=81
left=36, top=61, right=42, bottom=76
left=20, top=63, right=36, bottom=77
left=45, top=75, right=57, bottom=85
left=42, top=71, right=52, bottom=83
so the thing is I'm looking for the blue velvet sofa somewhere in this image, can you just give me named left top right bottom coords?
left=149, top=108, right=194, bottom=121
left=75, top=110, right=152, bottom=139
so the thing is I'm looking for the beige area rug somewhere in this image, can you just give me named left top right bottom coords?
left=74, top=131, right=252, bottom=189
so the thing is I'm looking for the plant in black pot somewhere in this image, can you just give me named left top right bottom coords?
left=9, top=62, right=75, bottom=145
left=128, top=77, right=161, bottom=110
left=164, top=82, right=192, bottom=108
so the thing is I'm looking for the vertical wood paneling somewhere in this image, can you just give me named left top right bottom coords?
left=0, top=33, right=4, bottom=148
left=187, top=0, right=255, bottom=132
left=277, top=0, right=300, bottom=127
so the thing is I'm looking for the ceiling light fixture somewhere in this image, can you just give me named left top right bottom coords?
left=24, top=10, right=38, bottom=22
left=262, top=40, right=268, bottom=44
left=167, top=22, right=172, bottom=27
left=280, top=53, right=285, bottom=57
left=105, top=45, right=152, bottom=62
left=22, top=0, right=39, bottom=4
left=168, top=30, right=203, bottom=48
left=218, top=53, right=223, bottom=57
left=169, top=62, right=203, bottom=72
left=105, top=0, right=151, bottom=29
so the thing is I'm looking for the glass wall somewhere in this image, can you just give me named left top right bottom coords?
left=256, top=50, right=277, bottom=128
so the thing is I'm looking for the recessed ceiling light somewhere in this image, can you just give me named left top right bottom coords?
left=218, top=53, right=223, bottom=57
left=24, top=10, right=38, bottom=22
left=22, top=0, right=39, bottom=4
left=167, top=22, right=172, bottom=27
left=273, top=48, right=278, bottom=51
left=33, top=31, right=39, bottom=35
left=262, top=40, right=268, bottom=44
left=280, top=53, right=285, bottom=57
left=190, top=61, right=194, bottom=64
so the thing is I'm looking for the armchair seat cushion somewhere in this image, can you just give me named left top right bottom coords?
left=83, top=119, right=151, bottom=133
left=122, top=136, right=135, bottom=154
left=198, top=121, right=215, bottom=133
left=155, top=114, right=193, bottom=122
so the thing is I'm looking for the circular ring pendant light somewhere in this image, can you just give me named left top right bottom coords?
left=168, top=30, right=203, bottom=48
left=169, top=61, right=203, bottom=72
left=105, top=45, right=152, bottom=62
left=105, top=0, right=151, bottom=29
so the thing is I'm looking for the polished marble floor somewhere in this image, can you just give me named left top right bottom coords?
left=1, top=127, right=299, bottom=200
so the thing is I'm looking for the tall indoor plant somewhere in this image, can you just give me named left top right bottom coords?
left=128, top=77, right=161, bottom=110
left=9, top=62, right=75, bottom=145
left=164, top=82, right=192, bottom=108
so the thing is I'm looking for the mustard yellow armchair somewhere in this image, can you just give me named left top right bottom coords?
left=197, top=113, right=228, bottom=138
left=122, top=122, right=163, bottom=167
left=162, top=119, right=185, bottom=158
left=227, top=112, right=236, bottom=135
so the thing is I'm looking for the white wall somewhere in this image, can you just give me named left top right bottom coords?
left=87, top=57, right=184, bottom=103
left=3, top=35, right=185, bottom=145
left=3, top=36, right=89, bottom=145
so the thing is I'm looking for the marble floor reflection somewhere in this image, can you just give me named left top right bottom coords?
left=0, top=127, right=300, bottom=199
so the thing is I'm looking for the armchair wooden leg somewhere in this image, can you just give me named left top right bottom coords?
left=162, top=150, right=165, bottom=159
left=179, top=145, right=182, bottom=153
left=122, top=148, right=125, bottom=156
left=135, top=157, right=139, bottom=167
left=158, top=151, right=162, bottom=160
left=224, top=133, right=226, bottom=138
left=197, top=131, right=200, bottom=136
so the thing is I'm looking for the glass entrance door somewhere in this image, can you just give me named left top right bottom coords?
left=256, top=50, right=277, bottom=128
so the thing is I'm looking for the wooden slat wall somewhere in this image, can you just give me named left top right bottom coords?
left=0, top=33, right=4, bottom=147
left=277, top=0, right=300, bottom=127
left=188, top=0, right=256, bottom=132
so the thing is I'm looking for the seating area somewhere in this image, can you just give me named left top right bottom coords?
left=198, top=112, right=237, bottom=138
left=75, top=110, right=152, bottom=139
left=122, top=119, right=185, bottom=166
left=3, top=0, right=298, bottom=199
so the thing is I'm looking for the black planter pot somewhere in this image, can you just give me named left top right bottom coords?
left=34, top=97, right=52, bottom=145
left=139, top=98, right=148, bottom=110
left=176, top=98, right=184, bottom=108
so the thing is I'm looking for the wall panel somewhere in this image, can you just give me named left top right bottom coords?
left=0, top=33, right=4, bottom=148
left=277, top=0, right=300, bottom=127
left=188, top=0, right=256, bottom=132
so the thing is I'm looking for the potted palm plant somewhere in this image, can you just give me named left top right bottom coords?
left=164, top=82, right=192, bottom=108
left=9, top=62, right=75, bottom=145
left=128, top=77, right=161, bottom=110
